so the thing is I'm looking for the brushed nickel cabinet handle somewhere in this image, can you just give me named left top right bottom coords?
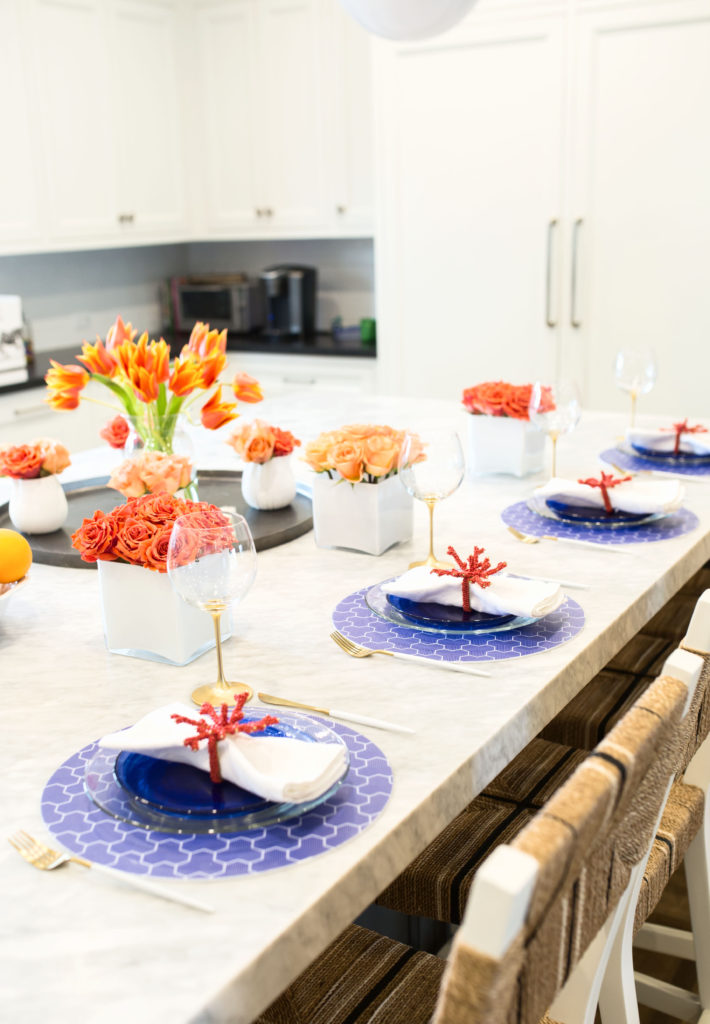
left=545, top=217, right=558, bottom=327
left=117, top=212, right=135, bottom=225
left=255, top=208, right=263, bottom=217
left=13, top=403, right=48, bottom=417
left=265, top=207, right=274, bottom=217
left=336, top=204, right=346, bottom=214
left=570, top=218, right=583, bottom=328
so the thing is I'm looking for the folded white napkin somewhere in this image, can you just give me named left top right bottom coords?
left=385, top=566, right=563, bottom=619
left=532, top=475, right=685, bottom=515
left=626, top=424, right=710, bottom=456
left=100, top=703, right=348, bottom=804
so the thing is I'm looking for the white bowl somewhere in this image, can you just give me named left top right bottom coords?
left=0, top=575, right=29, bottom=620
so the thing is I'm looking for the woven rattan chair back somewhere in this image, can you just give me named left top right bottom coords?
left=432, top=671, right=691, bottom=1024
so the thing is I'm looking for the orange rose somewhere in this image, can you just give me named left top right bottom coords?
left=363, top=435, right=398, bottom=477
left=233, top=372, right=264, bottom=404
left=227, top=420, right=276, bottom=463
left=141, top=524, right=174, bottom=572
left=35, top=438, right=71, bottom=475
left=100, top=416, right=130, bottom=449
left=112, top=517, right=153, bottom=565
left=134, top=493, right=188, bottom=525
left=272, top=427, right=300, bottom=457
left=342, top=423, right=378, bottom=439
left=71, top=511, right=118, bottom=563
left=331, top=440, right=364, bottom=482
left=0, top=444, right=43, bottom=479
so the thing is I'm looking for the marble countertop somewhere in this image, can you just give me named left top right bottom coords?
left=2, top=394, right=709, bottom=1024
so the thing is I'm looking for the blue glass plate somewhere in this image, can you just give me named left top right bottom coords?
left=545, top=498, right=649, bottom=525
left=365, top=581, right=539, bottom=636
left=630, top=443, right=710, bottom=465
left=84, top=710, right=349, bottom=833
left=386, top=593, right=515, bottom=631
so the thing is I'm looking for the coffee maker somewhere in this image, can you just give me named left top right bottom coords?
left=259, top=265, right=317, bottom=337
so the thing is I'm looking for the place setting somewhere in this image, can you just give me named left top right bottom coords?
left=331, top=426, right=585, bottom=667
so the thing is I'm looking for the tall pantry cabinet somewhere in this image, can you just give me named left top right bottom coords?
left=373, top=0, right=710, bottom=416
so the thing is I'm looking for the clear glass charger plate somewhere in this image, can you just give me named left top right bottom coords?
left=619, top=441, right=710, bottom=466
left=365, top=580, right=539, bottom=636
left=525, top=493, right=666, bottom=530
left=84, top=709, right=350, bottom=834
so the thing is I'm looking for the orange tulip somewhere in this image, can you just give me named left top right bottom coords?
left=77, top=337, right=117, bottom=377
left=114, top=333, right=170, bottom=402
left=200, top=387, right=239, bottom=430
left=46, top=388, right=82, bottom=410
left=45, top=360, right=90, bottom=393
left=184, top=323, right=227, bottom=360
left=168, top=354, right=203, bottom=397
left=233, top=372, right=263, bottom=404
left=198, top=349, right=227, bottom=389
left=105, top=315, right=138, bottom=351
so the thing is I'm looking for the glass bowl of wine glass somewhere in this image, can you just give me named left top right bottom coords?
left=614, top=348, right=657, bottom=426
left=528, top=379, right=581, bottom=478
left=168, top=510, right=257, bottom=706
left=398, top=429, right=465, bottom=568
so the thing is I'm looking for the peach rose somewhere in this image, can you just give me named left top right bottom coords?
left=227, top=420, right=275, bottom=463
left=35, top=438, right=71, bottom=475
left=303, top=431, right=342, bottom=472
left=140, top=452, right=192, bottom=495
left=331, top=440, right=364, bottom=483
left=341, top=423, right=378, bottom=439
left=363, top=435, right=398, bottom=477
left=108, top=459, right=147, bottom=498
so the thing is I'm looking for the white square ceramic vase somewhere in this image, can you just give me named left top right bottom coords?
left=97, top=560, right=231, bottom=666
left=312, top=473, right=413, bottom=556
left=467, top=414, right=545, bottom=477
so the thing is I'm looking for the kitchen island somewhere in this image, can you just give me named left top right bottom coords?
left=1, top=392, right=708, bottom=1024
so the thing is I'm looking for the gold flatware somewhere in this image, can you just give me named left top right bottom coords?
left=8, top=831, right=214, bottom=913
left=257, top=692, right=415, bottom=734
left=609, top=460, right=697, bottom=485
left=507, top=525, right=629, bottom=554
left=330, top=630, right=491, bottom=677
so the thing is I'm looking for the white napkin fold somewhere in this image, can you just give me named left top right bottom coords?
left=385, top=566, right=563, bottom=619
left=532, top=475, right=684, bottom=515
left=626, top=424, right=710, bottom=456
left=100, top=703, right=348, bottom=804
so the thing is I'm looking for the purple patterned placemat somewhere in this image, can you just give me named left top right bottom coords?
left=601, top=446, right=710, bottom=477
left=332, top=585, right=584, bottom=663
left=41, top=722, right=392, bottom=880
left=501, top=500, right=699, bottom=546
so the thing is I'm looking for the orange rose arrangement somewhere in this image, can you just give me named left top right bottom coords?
left=45, top=315, right=264, bottom=453
left=462, top=381, right=555, bottom=421
left=303, top=424, right=421, bottom=484
left=108, top=451, right=193, bottom=499
left=71, top=493, right=231, bottom=572
left=226, top=420, right=301, bottom=463
left=0, top=438, right=71, bottom=479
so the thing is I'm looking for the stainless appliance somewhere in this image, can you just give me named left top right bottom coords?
left=170, top=275, right=263, bottom=333
left=0, top=295, right=29, bottom=386
left=259, top=265, right=317, bottom=337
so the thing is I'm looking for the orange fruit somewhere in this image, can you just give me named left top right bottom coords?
left=0, top=529, right=32, bottom=584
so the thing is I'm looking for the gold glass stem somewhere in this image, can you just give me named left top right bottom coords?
left=630, top=389, right=638, bottom=428
left=212, top=610, right=226, bottom=685
left=426, top=497, right=437, bottom=563
left=549, top=431, right=559, bottom=478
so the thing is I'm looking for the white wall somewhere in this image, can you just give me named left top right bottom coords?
left=0, top=238, right=375, bottom=352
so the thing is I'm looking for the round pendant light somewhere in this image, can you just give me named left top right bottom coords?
left=336, top=0, right=478, bottom=41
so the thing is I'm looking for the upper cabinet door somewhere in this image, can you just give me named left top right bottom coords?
left=257, top=0, right=328, bottom=230
left=110, top=0, right=187, bottom=239
left=373, top=16, right=566, bottom=398
left=571, top=0, right=710, bottom=418
left=0, top=0, right=42, bottom=249
left=194, top=0, right=262, bottom=232
left=32, top=0, right=117, bottom=242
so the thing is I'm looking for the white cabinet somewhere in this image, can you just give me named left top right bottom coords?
left=373, top=0, right=710, bottom=416
left=192, top=0, right=373, bottom=239
left=0, top=0, right=43, bottom=249
left=226, top=351, right=377, bottom=395
left=0, top=381, right=111, bottom=452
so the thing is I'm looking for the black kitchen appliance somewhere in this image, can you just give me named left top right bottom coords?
left=259, top=265, right=317, bottom=337
left=169, top=274, right=263, bottom=333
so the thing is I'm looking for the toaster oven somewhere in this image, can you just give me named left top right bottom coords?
left=170, top=275, right=263, bottom=334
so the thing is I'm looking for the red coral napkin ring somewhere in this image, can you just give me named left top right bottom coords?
left=430, top=545, right=507, bottom=612
left=577, top=471, right=631, bottom=514
left=660, top=419, right=708, bottom=455
left=171, top=693, right=278, bottom=783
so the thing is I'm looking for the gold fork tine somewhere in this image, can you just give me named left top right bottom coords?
left=507, top=526, right=540, bottom=545
left=330, top=631, right=368, bottom=657
left=329, top=630, right=491, bottom=677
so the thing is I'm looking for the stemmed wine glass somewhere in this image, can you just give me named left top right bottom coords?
left=398, top=429, right=465, bottom=569
left=614, top=348, right=657, bottom=427
left=168, top=510, right=257, bottom=707
left=528, top=379, right=581, bottom=478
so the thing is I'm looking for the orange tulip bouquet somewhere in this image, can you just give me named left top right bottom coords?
left=45, top=316, right=263, bottom=498
left=303, top=424, right=419, bottom=556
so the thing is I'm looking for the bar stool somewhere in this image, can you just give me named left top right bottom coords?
left=252, top=664, right=701, bottom=1024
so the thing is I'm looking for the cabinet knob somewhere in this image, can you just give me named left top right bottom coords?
left=255, top=208, right=263, bottom=217
left=117, top=212, right=135, bottom=225
left=265, top=207, right=274, bottom=217
left=336, top=204, right=346, bottom=214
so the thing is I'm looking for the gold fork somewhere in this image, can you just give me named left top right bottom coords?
left=330, top=630, right=491, bottom=677
left=8, top=831, right=213, bottom=912
left=507, top=525, right=628, bottom=554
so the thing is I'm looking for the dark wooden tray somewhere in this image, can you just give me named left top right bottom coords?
left=0, top=470, right=312, bottom=569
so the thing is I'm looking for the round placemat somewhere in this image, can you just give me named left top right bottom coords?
left=332, top=584, right=584, bottom=663
left=41, top=722, right=392, bottom=879
left=501, top=500, right=699, bottom=546
left=601, top=446, right=710, bottom=478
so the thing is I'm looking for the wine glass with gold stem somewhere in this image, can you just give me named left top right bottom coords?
left=529, top=379, right=581, bottom=478
left=398, top=429, right=465, bottom=569
left=167, top=510, right=257, bottom=706
left=614, top=347, right=657, bottom=427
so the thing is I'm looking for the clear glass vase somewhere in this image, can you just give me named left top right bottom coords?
left=125, top=412, right=198, bottom=501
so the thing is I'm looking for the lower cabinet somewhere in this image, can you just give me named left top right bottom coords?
left=0, top=381, right=110, bottom=452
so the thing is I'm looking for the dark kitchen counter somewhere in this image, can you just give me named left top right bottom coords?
left=0, top=331, right=376, bottom=397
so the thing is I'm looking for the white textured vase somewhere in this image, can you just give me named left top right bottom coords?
left=312, top=472, right=413, bottom=555
left=241, top=455, right=297, bottom=511
left=8, top=475, right=68, bottom=534
left=467, top=415, right=545, bottom=477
